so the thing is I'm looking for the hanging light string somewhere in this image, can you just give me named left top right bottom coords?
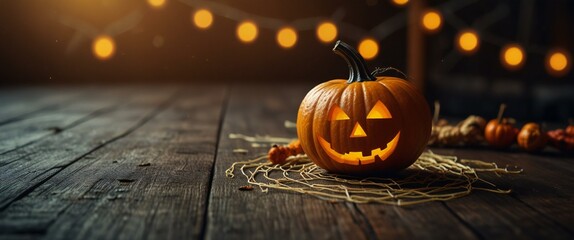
left=59, top=9, right=144, bottom=56
left=178, top=0, right=570, bottom=75
left=57, top=0, right=570, bottom=76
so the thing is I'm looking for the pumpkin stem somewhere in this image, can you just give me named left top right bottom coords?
left=433, top=100, right=440, bottom=125
left=333, top=40, right=376, bottom=83
left=497, top=104, right=506, bottom=124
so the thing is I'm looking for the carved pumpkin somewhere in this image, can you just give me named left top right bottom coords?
left=517, top=123, right=547, bottom=152
left=297, top=41, right=431, bottom=175
left=485, top=104, right=518, bottom=148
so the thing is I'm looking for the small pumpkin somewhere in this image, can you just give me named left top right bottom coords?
left=297, top=41, right=431, bottom=175
left=484, top=104, right=518, bottom=148
left=565, top=120, right=574, bottom=136
left=548, top=123, right=574, bottom=152
left=517, top=123, right=547, bottom=152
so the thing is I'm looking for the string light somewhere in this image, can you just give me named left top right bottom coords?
left=72, top=0, right=569, bottom=78
left=546, top=49, right=571, bottom=77
left=358, top=38, right=379, bottom=60
left=456, top=30, right=479, bottom=54
left=549, top=53, right=567, bottom=70
left=316, top=22, right=338, bottom=43
left=237, top=21, right=258, bottom=43
left=421, top=9, right=442, bottom=33
left=193, top=9, right=213, bottom=29
left=92, top=35, right=115, bottom=60
left=148, top=0, right=166, bottom=9
left=391, top=0, right=409, bottom=7
left=500, top=44, right=525, bottom=70
left=277, top=27, right=297, bottom=49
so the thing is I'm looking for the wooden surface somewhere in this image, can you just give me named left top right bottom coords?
left=0, top=85, right=572, bottom=240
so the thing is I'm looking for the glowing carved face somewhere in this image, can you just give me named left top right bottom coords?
left=318, top=101, right=401, bottom=165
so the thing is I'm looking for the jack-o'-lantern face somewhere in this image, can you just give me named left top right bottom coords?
left=297, top=41, right=432, bottom=174
left=317, top=100, right=401, bottom=165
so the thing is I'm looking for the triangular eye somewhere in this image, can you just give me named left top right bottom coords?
left=330, top=106, right=350, bottom=121
left=367, top=101, right=392, bottom=119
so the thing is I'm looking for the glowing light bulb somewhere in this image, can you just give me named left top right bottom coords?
left=421, top=10, right=442, bottom=32
left=456, top=30, right=479, bottom=54
left=500, top=44, right=525, bottom=70
left=550, top=53, right=567, bottom=71
left=92, top=36, right=115, bottom=60
left=358, top=38, right=379, bottom=60
left=277, top=27, right=297, bottom=49
left=546, top=49, right=571, bottom=77
left=193, top=9, right=213, bottom=29
left=391, top=0, right=409, bottom=6
left=237, top=21, right=258, bottom=43
left=316, top=22, right=338, bottom=43
left=148, top=0, right=166, bottom=9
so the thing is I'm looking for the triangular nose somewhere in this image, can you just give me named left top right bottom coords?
left=350, top=122, right=367, bottom=138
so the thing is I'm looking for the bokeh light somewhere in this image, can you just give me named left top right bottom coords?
left=549, top=53, right=567, bottom=71
left=500, top=44, right=525, bottom=70
left=316, top=22, right=338, bottom=43
left=237, top=21, right=258, bottom=43
left=358, top=38, right=379, bottom=60
left=546, top=49, right=571, bottom=77
left=391, top=0, right=409, bottom=6
left=277, top=27, right=297, bottom=49
left=92, top=35, right=115, bottom=60
left=421, top=10, right=442, bottom=33
left=148, top=0, right=166, bottom=9
left=193, top=9, right=213, bottom=29
left=456, top=30, right=479, bottom=54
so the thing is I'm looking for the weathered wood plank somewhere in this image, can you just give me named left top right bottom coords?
left=443, top=192, right=572, bottom=239
left=351, top=140, right=574, bottom=239
left=432, top=148, right=574, bottom=236
left=0, top=86, right=226, bottom=240
left=205, top=85, right=369, bottom=240
left=0, top=87, right=86, bottom=125
left=0, top=87, right=65, bottom=104
left=0, top=87, right=176, bottom=211
left=355, top=202, right=479, bottom=239
left=205, top=85, right=481, bottom=239
left=0, top=88, right=133, bottom=155
left=0, top=233, right=41, bottom=240
left=0, top=85, right=572, bottom=239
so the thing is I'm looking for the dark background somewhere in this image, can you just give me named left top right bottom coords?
left=0, top=0, right=573, bottom=121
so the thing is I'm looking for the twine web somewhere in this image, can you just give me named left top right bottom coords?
left=226, top=134, right=522, bottom=206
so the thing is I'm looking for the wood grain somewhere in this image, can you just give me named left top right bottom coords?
left=432, top=148, right=574, bottom=236
left=0, top=87, right=176, bottom=211
left=205, top=85, right=367, bottom=240
left=0, top=86, right=226, bottom=240
left=205, top=85, right=481, bottom=239
left=0, top=88, right=135, bottom=155
left=0, top=87, right=87, bottom=125
left=0, top=85, right=572, bottom=239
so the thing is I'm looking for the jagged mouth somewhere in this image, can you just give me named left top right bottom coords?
left=317, top=132, right=400, bottom=165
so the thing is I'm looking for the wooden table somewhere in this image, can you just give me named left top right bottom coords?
left=0, top=85, right=572, bottom=240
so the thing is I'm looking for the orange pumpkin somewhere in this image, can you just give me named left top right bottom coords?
left=548, top=124, right=574, bottom=152
left=565, top=122, right=574, bottom=136
left=517, top=123, right=547, bottom=152
left=297, top=41, right=431, bottom=175
left=484, top=104, right=518, bottom=148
